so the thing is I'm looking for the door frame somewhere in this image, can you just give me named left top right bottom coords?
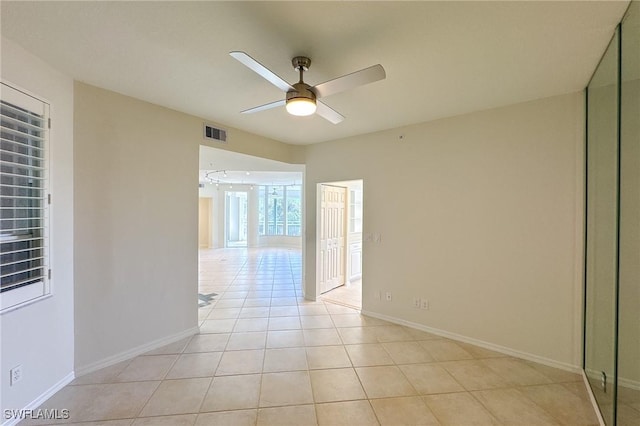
left=224, top=190, right=249, bottom=248
left=316, top=184, right=347, bottom=294
left=315, top=179, right=365, bottom=304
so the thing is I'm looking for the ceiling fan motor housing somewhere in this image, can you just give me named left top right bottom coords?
left=286, top=82, right=316, bottom=103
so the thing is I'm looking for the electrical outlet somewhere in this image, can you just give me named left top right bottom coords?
left=385, top=292, right=392, bottom=301
left=10, top=365, right=22, bottom=386
left=413, top=298, right=421, bottom=308
left=421, top=299, right=429, bottom=310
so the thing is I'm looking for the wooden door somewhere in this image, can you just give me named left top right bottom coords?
left=319, top=185, right=347, bottom=294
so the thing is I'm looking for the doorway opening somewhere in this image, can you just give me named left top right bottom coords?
left=225, top=191, right=248, bottom=248
left=197, top=145, right=305, bottom=313
left=316, top=179, right=363, bottom=309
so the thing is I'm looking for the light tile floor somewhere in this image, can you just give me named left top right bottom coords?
left=23, top=248, right=605, bottom=425
left=320, top=279, right=362, bottom=310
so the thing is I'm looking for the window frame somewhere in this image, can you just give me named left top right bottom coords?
left=258, top=184, right=302, bottom=237
left=0, top=82, right=51, bottom=314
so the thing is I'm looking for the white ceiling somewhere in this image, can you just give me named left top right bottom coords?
left=199, top=170, right=303, bottom=187
left=199, top=145, right=302, bottom=186
left=1, top=1, right=628, bottom=145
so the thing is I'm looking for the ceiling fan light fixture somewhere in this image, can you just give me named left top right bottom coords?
left=286, top=82, right=316, bottom=116
left=286, top=97, right=316, bottom=116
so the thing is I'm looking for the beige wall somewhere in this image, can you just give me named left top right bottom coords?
left=304, top=92, right=585, bottom=368
left=1, top=37, right=75, bottom=413
left=74, top=82, right=297, bottom=371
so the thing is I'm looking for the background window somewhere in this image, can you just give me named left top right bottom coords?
left=286, top=185, right=301, bottom=237
left=267, top=186, right=284, bottom=235
left=258, top=185, right=301, bottom=237
left=258, top=186, right=266, bottom=235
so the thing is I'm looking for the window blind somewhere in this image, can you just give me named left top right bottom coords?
left=1, top=91, right=48, bottom=295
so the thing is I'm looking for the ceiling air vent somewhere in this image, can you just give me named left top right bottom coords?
left=204, top=124, right=227, bottom=143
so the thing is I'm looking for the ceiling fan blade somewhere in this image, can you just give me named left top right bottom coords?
left=316, top=101, right=345, bottom=124
left=230, top=51, right=294, bottom=92
left=311, top=64, right=386, bottom=98
left=241, top=99, right=286, bottom=114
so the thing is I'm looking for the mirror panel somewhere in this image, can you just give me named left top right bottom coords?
left=585, top=28, right=620, bottom=425
left=618, top=2, right=640, bottom=425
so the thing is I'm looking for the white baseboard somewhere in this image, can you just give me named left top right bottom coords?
left=2, top=371, right=75, bottom=426
left=361, top=309, right=582, bottom=373
left=75, top=326, right=199, bottom=377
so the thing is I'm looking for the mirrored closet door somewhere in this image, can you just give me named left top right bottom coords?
left=584, top=2, right=640, bottom=425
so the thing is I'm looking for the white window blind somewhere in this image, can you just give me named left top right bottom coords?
left=1, top=83, right=50, bottom=313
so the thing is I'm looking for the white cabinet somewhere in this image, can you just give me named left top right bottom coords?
left=349, top=239, right=362, bottom=281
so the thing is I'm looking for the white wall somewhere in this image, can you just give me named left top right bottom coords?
left=304, top=92, right=585, bottom=368
left=1, top=37, right=75, bottom=413
left=257, top=236, right=302, bottom=249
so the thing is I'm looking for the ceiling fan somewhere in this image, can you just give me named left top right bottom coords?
left=230, top=51, right=386, bottom=124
